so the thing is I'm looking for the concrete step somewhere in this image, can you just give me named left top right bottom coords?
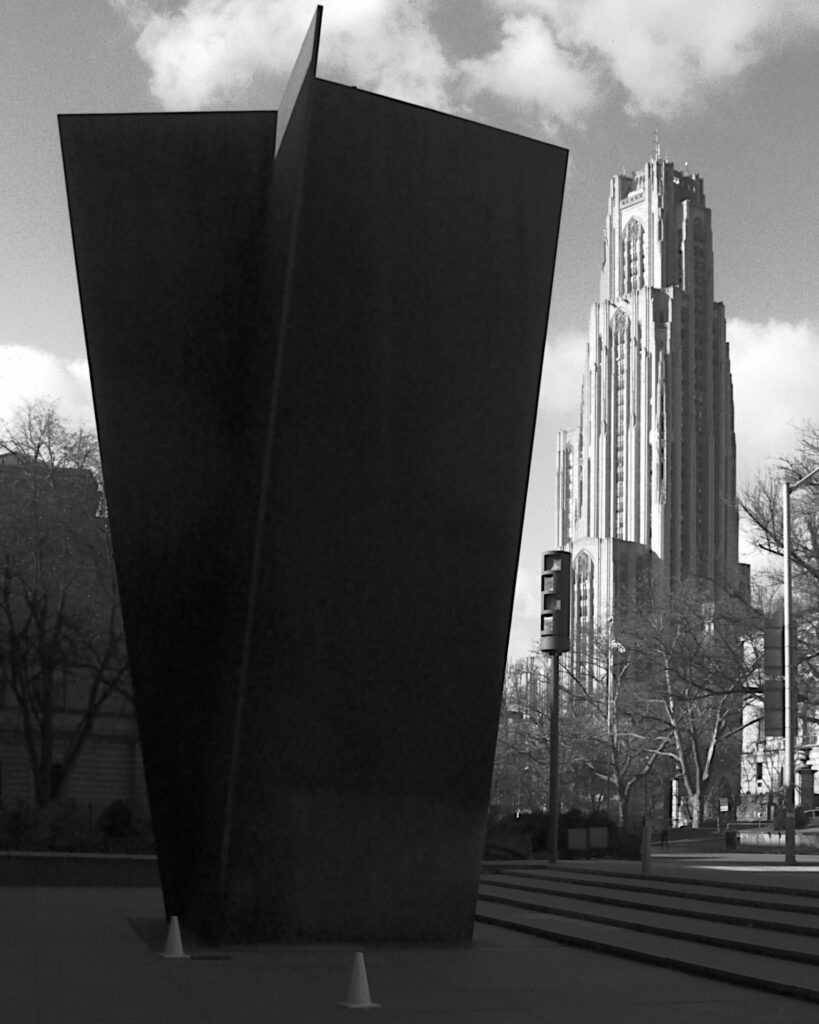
left=478, top=880, right=819, bottom=963
left=480, top=874, right=819, bottom=936
left=487, top=861, right=819, bottom=903
left=475, top=897, right=819, bottom=1003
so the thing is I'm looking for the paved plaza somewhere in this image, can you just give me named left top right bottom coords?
left=5, top=853, right=819, bottom=1022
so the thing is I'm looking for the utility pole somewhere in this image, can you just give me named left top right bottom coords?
left=541, top=551, right=571, bottom=865
left=606, top=619, right=613, bottom=818
left=783, top=479, right=796, bottom=866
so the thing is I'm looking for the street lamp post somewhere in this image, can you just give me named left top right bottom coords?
left=606, top=620, right=613, bottom=817
left=783, top=466, right=819, bottom=866
left=606, top=628, right=625, bottom=821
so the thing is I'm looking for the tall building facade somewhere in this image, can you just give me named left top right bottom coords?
left=556, top=154, right=744, bottom=679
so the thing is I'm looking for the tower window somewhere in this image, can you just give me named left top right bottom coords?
left=622, top=219, right=645, bottom=295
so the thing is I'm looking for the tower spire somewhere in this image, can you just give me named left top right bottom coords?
left=653, top=126, right=661, bottom=161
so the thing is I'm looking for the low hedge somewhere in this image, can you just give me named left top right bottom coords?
left=485, top=808, right=642, bottom=859
left=0, top=799, right=155, bottom=854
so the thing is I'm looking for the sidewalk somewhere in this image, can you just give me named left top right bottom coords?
left=4, top=870, right=819, bottom=1023
left=534, top=849, right=819, bottom=892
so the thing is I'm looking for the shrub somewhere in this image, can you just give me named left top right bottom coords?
left=98, top=799, right=136, bottom=838
left=43, top=800, right=92, bottom=851
left=0, top=798, right=155, bottom=853
left=609, top=825, right=642, bottom=858
left=0, top=801, right=44, bottom=850
left=485, top=807, right=638, bottom=859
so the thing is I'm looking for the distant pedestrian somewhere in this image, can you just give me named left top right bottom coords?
left=660, top=826, right=669, bottom=849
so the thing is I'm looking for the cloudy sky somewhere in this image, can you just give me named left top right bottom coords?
left=4, top=0, right=819, bottom=658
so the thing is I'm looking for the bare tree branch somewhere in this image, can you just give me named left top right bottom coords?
left=0, top=398, right=130, bottom=806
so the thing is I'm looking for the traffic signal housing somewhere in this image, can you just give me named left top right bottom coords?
left=540, top=550, right=571, bottom=654
left=763, top=608, right=798, bottom=738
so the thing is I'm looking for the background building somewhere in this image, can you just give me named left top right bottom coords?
left=0, top=447, right=147, bottom=818
left=556, top=149, right=748, bottom=685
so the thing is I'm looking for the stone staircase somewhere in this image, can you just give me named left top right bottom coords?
left=477, top=862, right=819, bottom=1003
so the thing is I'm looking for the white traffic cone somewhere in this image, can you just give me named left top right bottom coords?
left=160, top=915, right=189, bottom=958
left=338, top=951, right=380, bottom=1009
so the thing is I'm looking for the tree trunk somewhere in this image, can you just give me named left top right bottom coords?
left=620, top=791, right=630, bottom=828
left=689, top=790, right=703, bottom=828
left=35, top=714, right=53, bottom=808
left=614, top=775, right=631, bottom=828
left=34, top=759, right=51, bottom=808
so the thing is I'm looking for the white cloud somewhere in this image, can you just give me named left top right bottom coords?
left=459, top=14, right=597, bottom=128
left=513, top=566, right=541, bottom=619
left=511, top=316, right=819, bottom=655
left=504, top=328, right=587, bottom=660
left=538, top=327, right=586, bottom=426
left=319, top=0, right=453, bottom=110
left=540, top=317, right=819, bottom=489
left=112, top=0, right=819, bottom=126
left=543, top=0, right=787, bottom=118
left=485, top=0, right=819, bottom=118
left=729, top=317, right=819, bottom=485
left=113, top=0, right=454, bottom=112
left=114, top=0, right=307, bottom=110
left=0, top=346, right=95, bottom=430
left=508, top=566, right=542, bottom=660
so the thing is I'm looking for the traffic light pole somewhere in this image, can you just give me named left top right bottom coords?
left=541, top=550, right=571, bottom=866
left=548, top=651, right=560, bottom=864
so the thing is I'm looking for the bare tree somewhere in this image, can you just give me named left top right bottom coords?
left=739, top=420, right=819, bottom=727
left=0, top=399, right=130, bottom=806
left=490, top=657, right=549, bottom=813
left=740, top=421, right=819, bottom=586
left=566, top=646, right=669, bottom=827
left=620, top=580, right=758, bottom=827
left=491, top=649, right=666, bottom=827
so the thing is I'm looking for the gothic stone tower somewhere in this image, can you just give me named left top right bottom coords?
left=556, top=154, right=742, bottom=678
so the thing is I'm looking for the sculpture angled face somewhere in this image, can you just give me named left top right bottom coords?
left=59, top=4, right=567, bottom=942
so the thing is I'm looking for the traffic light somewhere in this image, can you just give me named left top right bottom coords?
left=763, top=609, right=798, bottom=738
left=763, top=612, right=784, bottom=737
left=540, top=550, right=571, bottom=654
